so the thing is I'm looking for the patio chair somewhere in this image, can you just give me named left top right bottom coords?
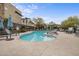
left=0, top=32, right=8, bottom=39
left=4, top=28, right=12, bottom=39
left=67, top=27, right=74, bottom=33
left=0, top=28, right=13, bottom=40
left=75, top=28, right=79, bottom=36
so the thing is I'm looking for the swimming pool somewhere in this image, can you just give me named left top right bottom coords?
left=20, top=31, right=56, bottom=42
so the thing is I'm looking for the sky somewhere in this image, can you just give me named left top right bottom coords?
left=13, top=3, right=79, bottom=24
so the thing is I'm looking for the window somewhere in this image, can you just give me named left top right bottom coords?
left=5, top=7, right=8, bottom=11
left=15, top=11, right=22, bottom=16
left=23, top=20, right=25, bottom=23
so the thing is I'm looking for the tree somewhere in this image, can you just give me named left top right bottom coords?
left=61, top=16, right=79, bottom=29
left=33, top=17, right=45, bottom=30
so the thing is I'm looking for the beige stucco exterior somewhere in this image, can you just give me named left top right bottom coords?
left=22, top=18, right=35, bottom=27
left=21, top=18, right=27, bottom=26
left=0, top=3, right=35, bottom=28
left=0, top=3, right=22, bottom=26
left=0, top=4, right=4, bottom=18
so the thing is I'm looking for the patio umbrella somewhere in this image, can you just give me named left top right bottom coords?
left=7, top=15, right=13, bottom=30
left=0, top=17, right=4, bottom=29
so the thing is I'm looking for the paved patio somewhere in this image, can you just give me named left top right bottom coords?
left=0, top=32, right=79, bottom=56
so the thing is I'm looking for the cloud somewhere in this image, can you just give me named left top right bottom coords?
left=23, top=4, right=39, bottom=16
left=33, top=15, right=62, bottom=24
left=33, top=16, right=54, bottom=24
left=27, top=4, right=38, bottom=10
left=13, top=3, right=39, bottom=17
left=23, top=9, right=33, bottom=14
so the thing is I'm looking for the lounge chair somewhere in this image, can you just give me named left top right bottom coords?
left=75, top=28, right=79, bottom=36
left=47, top=30, right=58, bottom=35
left=0, top=28, right=13, bottom=40
left=0, top=34, right=8, bottom=39
left=44, top=30, right=58, bottom=38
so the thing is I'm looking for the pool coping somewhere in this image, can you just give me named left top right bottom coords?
left=19, top=31, right=33, bottom=40
left=20, top=31, right=33, bottom=35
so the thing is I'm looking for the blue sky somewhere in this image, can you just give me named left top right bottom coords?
left=13, top=3, right=79, bottom=24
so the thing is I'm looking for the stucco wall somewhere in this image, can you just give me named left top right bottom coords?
left=0, top=3, right=4, bottom=19
left=4, top=3, right=22, bottom=25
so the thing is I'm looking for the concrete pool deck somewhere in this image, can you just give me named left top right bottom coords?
left=0, top=31, right=79, bottom=56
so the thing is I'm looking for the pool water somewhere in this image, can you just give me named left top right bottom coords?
left=20, top=31, right=56, bottom=42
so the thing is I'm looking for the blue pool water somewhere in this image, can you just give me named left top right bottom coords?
left=20, top=31, right=56, bottom=42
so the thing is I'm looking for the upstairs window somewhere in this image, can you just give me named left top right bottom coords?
left=15, top=11, right=22, bottom=16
